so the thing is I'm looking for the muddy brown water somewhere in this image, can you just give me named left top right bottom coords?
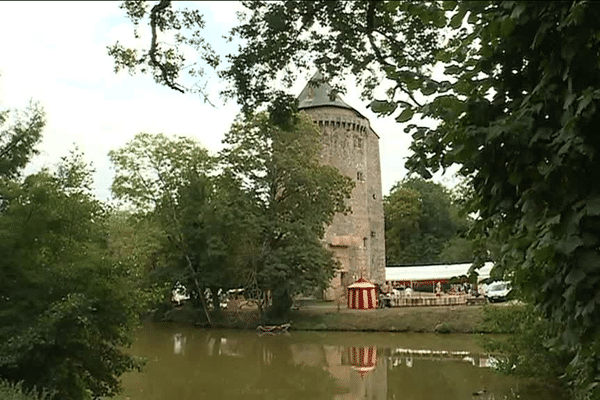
left=115, top=323, right=564, bottom=400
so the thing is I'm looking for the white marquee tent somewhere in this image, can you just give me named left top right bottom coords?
left=386, top=262, right=494, bottom=283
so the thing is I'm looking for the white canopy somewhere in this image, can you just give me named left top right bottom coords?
left=386, top=262, right=494, bottom=282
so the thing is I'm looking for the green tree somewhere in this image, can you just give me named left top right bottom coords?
left=0, top=150, right=146, bottom=400
left=174, top=171, right=258, bottom=317
left=384, top=177, right=461, bottom=264
left=110, top=133, right=211, bottom=317
left=0, top=380, right=49, bottom=400
left=109, top=133, right=254, bottom=322
left=0, top=101, right=45, bottom=180
left=106, top=209, right=170, bottom=312
left=220, top=111, right=353, bottom=321
left=384, top=184, right=421, bottom=263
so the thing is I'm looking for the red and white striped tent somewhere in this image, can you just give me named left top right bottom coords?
left=347, top=278, right=377, bottom=309
left=348, top=346, right=377, bottom=377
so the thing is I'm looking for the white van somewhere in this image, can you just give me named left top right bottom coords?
left=485, top=281, right=511, bottom=303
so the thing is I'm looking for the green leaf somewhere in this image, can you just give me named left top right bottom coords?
left=369, top=100, right=397, bottom=115
left=564, top=91, right=576, bottom=110
left=422, top=80, right=438, bottom=95
left=450, top=9, right=467, bottom=28
left=444, top=65, right=462, bottom=75
left=565, top=268, right=586, bottom=286
left=467, top=11, right=478, bottom=24
left=576, top=89, right=594, bottom=116
left=510, top=4, right=526, bottom=20
left=442, top=1, right=458, bottom=11
left=585, top=196, right=600, bottom=216
left=556, top=235, right=584, bottom=255
left=546, top=214, right=561, bottom=226
left=396, top=108, right=415, bottom=123
left=436, top=50, right=452, bottom=63
left=500, top=17, right=515, bottom=36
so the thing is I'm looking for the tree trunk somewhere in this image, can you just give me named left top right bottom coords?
left=210, top=286, right=222, bottom=319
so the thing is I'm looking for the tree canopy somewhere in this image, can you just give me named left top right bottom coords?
left=1, top=93, right=152, bottom=399
left=385, top=177, right=464, bottom=264
left=220, top=111, right=353, bottom=320
left=109, top=133, right=230, bottom=321
left=0, top=101, right=44, bottom=180
left=0, top=149, right=147, bottom=400
left=109, top=113, right=353, bottom=322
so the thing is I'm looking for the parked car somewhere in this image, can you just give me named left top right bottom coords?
left=485, top=281, right=511, bottom=303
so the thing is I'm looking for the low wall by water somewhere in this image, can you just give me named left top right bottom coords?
left=389, top=294, right=486, bottom=307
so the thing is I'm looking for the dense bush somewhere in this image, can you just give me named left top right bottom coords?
left=481, top=305, right=568, bottom=385
left=0, top=380, right=49, bottom=400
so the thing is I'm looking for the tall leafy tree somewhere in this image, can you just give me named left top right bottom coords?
left=109, top=133, right=255, bottom=321
left=384, top=177, right=465, bottom=264
left=0, top=150, right=146, bottom=400
left=110, top=133, right=215, bottom=318
left=220, top=111, right=353, bottom=320
left=384, top=184, right=421, bottom=263
left=174, top=171, right=258, bottom=317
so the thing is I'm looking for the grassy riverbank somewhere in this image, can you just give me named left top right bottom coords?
left=160, top=301, right=516, bottom=333
left=290, top=305, right=485, bottom=333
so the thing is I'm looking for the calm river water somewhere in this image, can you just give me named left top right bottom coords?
left=116, top=323, right=563, bottom=400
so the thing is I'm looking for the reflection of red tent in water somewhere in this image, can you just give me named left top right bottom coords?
left=348, top=346, right=377, bottom=378
left=347, top=278, right=377, bottom=309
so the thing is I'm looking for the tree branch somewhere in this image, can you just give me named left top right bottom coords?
left=149, top=0, right=185, bottom=93
left=397, top=83, right=423, bottom=108
left=365, top=1, right=422, bottom=108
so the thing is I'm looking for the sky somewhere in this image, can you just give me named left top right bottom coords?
left=0, top=1, right=456, bottom=202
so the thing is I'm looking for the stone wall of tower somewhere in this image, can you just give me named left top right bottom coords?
left=300, top=106, right=385, bottom=300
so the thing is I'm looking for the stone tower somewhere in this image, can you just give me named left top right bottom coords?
left=297, top=72, right=385, bottom=300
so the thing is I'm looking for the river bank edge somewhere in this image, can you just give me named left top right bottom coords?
left=156, top=302, right=515, bottom=334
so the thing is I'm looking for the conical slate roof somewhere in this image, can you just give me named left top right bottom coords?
left=297, top=71, right=355, bottom=111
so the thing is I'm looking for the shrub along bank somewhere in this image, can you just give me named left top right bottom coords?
left=0, top=380, right=49, bottom=400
